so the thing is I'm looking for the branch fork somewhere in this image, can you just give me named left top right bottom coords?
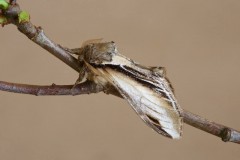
left=0, top=0, right=240, bottom=144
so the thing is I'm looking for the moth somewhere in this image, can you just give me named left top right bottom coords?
left=68, top=40, right=183, bottom=139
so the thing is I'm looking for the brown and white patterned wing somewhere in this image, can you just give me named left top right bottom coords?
left=95, top=65, right=183, bottom=139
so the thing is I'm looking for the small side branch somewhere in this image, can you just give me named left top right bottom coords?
left=2, top=2, right=80, bottom=72
left=0, top=80, right=240, bottom=144
left=1, top=1, right=240, bottom=144
left=0, top=80, right=103, bottom=96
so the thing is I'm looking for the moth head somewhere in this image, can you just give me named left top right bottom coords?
left=94, top=41, right=116, bottom=53
left=82, top=41, right=117, bottom=65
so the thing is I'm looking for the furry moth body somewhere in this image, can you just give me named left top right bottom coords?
left=72, top=41, right=183, bottom=139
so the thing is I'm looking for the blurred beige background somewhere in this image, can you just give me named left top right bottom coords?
left=1, top=0, right=240, bottom=159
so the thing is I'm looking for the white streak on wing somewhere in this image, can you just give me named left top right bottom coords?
left=103, top=54, right=180, bottom=112
left=140, top=98, right=180, bottom=138
left=97, top=68, right=181, bottom=139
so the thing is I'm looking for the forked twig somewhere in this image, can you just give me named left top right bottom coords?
left=0, top=80, right=239, bottom=143
left=1, top=1, right=239, bottom=144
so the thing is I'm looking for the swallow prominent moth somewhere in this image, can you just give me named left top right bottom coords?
left=70, top=41, right=183, bottom=139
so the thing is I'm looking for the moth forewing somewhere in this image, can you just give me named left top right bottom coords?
left=97, top=67, right=182, bottom=139
left=77, top=41, right=183, bottom=139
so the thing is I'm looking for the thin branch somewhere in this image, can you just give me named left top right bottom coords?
left=4, top=2, right=80, bottom=72
left=0, top=80, right=103, bottom=96
left=182, top=111, right=240, bottom=144
left=1, top=1, right=240, bottom=144
left=0, top=80, right=240, bottom=144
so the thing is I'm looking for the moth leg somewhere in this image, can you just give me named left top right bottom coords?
left=68, top=48, right=84, bottom=55
left=57, top=43, right=83, bottom=55
left=71, top=66, right=88, bottom=93
left=64, top=47, right=83, bottom=55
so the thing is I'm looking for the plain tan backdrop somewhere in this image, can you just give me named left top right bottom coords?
left=0, top=0, right=239, bottom=159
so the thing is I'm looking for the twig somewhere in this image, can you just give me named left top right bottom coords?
left=0, top=80, right=103, bottom=96
left=182, top=111, right=240, bottom=144
left=3, top=2, right=80, bottom=72
left=1, top=1, right=240, bottom=144
left=0, top=80, right=240, bottom=144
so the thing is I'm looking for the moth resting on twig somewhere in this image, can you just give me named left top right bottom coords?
left=69, top=41, right=183, bottom=139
